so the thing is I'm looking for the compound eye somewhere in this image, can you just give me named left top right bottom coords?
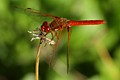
left=43, top=21, right=48, bottom=26
left=41, top=21, right=50, bottom=32
left=41, top=26, right=45, bottom=32
left=46, top=26, right=50, bottom=32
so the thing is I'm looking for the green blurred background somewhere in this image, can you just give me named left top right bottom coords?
left=0, top=0, right=120, bottom=80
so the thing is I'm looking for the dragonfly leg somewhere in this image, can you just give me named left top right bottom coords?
left=49, top=30, right=63, bottom=68
left=43, top=32, right=48, bottom=47
left=50, top=31, right=54, bottom=40
left=66, top=26, right=71, bottom=73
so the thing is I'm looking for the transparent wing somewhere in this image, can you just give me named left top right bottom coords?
left=49, top=30, right=63, bottom=68
left=15, top=6, right=58, bottom=17
left=15, top=7, right=58, bottom=26
left=25, top=8, right=58, bottom=18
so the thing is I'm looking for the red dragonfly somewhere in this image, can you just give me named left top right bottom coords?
left=25, top=8, right=105, bottom=73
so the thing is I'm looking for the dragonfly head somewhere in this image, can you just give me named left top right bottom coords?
left=41, top=21, right=50, bottom=33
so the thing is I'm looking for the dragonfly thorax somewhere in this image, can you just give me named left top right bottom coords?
left=41, top=21, right=50, bottom=33
left=49, top=18, right=69, bottom=31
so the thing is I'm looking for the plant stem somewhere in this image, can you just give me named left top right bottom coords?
left=35, top=42, right=41, bottom=80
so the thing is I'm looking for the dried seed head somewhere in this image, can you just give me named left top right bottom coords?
left=28, top=28, right=55, bottom=45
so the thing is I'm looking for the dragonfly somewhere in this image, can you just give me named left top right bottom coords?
left=24, top=8, right=105, bottom=73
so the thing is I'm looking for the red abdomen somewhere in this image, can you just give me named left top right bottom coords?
left=68, top=20, right=105, bottom=26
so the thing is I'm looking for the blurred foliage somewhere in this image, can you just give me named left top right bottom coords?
left=0, top=0, right=120, bottom=80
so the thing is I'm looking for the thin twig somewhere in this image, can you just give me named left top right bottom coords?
left=35, top=42, right=41, bottom=80
left=28, top=29, right=55, bottom=80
